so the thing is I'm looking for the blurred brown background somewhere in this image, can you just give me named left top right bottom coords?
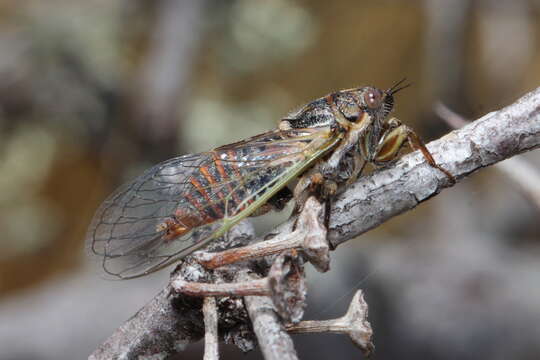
left=1, top=0, right=539, bottom=359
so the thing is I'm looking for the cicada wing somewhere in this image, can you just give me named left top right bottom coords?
left=86, top=128, right=337, bottom=279
left=87, top=153, right=217, bottom=278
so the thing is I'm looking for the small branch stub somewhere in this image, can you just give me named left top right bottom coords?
left=286, top=290, right=374, bottom=357
left=171, top=277, right=269, bottom=297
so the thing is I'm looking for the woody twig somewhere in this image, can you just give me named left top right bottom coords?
left=239, top=269, right=300, bottom=360
left=286, top=290, right=374, bottom=357
left=193, top=196, right=330, bottom=272
left=173, top=250, right=306, bottom=324
left=203, top=297, right=219, bottom=360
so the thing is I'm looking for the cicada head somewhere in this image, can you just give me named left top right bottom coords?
left=349, top=79, right=410, bottom=122
left=358, top=86, right=392, bottom=117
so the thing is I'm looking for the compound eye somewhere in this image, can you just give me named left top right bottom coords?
left=364, top=89, right=382, bottom=109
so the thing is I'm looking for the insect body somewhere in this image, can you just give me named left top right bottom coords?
left=87, top=81, right=453, bottom=279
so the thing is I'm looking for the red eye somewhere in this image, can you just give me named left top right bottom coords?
left=364, top=89, right=382, bottom=109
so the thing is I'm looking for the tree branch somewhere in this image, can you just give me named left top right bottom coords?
left=434, top=101, right=540, bottom=210
left=241, top=271, right=300, bottom=360
left=88, top=285, right=203, bottom=360
left=89, top=87, right=540, bottom=359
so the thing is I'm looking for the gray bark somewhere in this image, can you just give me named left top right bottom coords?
left=241, top=271, right=299, bottom=360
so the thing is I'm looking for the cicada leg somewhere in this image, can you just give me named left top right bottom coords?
left=290, top=168, right=339, bottom=251
left=345, top=150, right=367, bottom=187
left=292, top=170, right=325, bottom=216
left=373, top=118, right=455, bottom=183
left=292, top=150, right=367, bottom=237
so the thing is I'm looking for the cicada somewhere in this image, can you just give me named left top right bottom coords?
left=87, top=80, right=453, bottom=279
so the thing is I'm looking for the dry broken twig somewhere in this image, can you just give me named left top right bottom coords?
left=286, top=290, right=374, bottom=357
left=89, top=86, right=540, bottom=359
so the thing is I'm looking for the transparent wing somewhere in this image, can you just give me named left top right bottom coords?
left=86, top=128, right=337, bottom=279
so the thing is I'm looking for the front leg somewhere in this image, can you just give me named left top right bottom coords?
left=345, top=149, right=367, bottom=187
left=373, top=118, right=455, bottom=182
left=292, top=168, right=326, bottom=215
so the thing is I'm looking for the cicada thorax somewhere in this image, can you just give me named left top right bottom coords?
left=282, top=91, right=366, bottom=130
